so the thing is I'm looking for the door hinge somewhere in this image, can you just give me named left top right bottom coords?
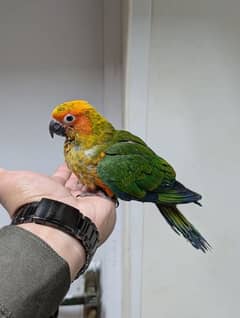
left=60, top=268, right=101, bottom=318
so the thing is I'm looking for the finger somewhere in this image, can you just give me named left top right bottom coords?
left=71, top=185, right=98, bottom=198
left=82, top=185, right=90, bottom=193
left=99, top=208, right=117, bottom=244
left=65, top=173, right=84, bottom=191
left=0, top=168, right=7, bottom=194
left=51, top=164, right=71, bottom=185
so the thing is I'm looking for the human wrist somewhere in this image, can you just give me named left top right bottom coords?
left=12, top=198, right=99, bottom=280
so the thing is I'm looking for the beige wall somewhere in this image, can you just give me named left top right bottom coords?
left=142, top=1, right=240, bottom=317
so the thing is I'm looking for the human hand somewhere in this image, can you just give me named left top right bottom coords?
left=0, top=164, right=116, bottom=279
left=0, top=164, right=116, bottom=243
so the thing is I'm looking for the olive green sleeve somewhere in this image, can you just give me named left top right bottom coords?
left=0, top=226, right=71, bottom=318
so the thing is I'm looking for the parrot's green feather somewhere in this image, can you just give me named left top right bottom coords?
left=112, top=130, right=148, bottom=146
left=157, top=181, right=202, bottom=205
left=157, top=204, right=210, bottom=252
left=98, top=140, right=176, bottom=201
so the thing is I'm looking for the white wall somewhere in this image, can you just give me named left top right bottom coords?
left=0, top=1, right=103, bottom=317
left=142, top=1, right=240, bottom=317
left=0, top=2, right=123, bottom=318
left=0, top=0, right=103, bottom=222
left=122, top=1, right=152, bottom=318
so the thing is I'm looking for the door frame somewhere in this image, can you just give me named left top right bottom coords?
left=102, top=1, right=152, bottom=316
left=101, top=1, right=123, bottom=318
left=122, top=0, right=152, bottom=317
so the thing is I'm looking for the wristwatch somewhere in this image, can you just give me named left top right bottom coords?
left=11, top=198, right=99, bottom=278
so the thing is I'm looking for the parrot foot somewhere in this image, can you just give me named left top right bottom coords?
left=76, top=191, right=119, bottom=208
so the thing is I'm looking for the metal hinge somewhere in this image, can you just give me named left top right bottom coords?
left=60, top=268, right=101, bottom=318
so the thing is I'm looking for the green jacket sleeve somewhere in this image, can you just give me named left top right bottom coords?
left=0, top=226, right=71, bottom=318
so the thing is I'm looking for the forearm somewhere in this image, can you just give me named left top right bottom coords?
left=0, top=226, right=72, bottom=318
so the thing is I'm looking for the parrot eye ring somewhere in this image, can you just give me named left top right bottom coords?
left=63, top=114, right=76, bottom=124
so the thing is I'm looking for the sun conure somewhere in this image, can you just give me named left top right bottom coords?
left=49, top=100, right=210, bottom=252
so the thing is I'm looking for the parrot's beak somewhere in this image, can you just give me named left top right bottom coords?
left=49, top=120, right=66, bottom=138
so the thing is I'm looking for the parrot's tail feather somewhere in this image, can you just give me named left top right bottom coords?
left=194, top=201, right=202, bottom=207
left=157, top=181, right=202, bottom=205
left=156, top=204, right=211, bottom=252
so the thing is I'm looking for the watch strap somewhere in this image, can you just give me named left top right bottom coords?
left=12, top=198, right=99, bottom=278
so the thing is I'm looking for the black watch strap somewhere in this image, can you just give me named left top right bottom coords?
left=11, top=198, right=99, bottom=278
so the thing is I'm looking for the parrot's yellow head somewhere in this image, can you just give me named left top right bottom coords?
left=51, top=100, right=94, bottom=122
left=50, top=100, right=94, bottom=136
left=49, top=100, right=114, bottom=143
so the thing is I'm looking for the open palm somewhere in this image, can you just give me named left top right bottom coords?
left=0, top=164, right=116, bottom=243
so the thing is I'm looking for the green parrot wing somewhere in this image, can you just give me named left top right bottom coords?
left=112, top=130, right=148, bottom=146
left=97, top=140, right=176, bottom=202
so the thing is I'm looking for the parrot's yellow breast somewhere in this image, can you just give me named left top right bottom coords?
left=64, top=141, right=106, bottom=190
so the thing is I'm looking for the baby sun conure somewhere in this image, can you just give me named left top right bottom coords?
left=49, top=100, right=210, bottom=252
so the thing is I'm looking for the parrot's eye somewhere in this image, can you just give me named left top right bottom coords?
left=63, top=114, right=75, bottom=124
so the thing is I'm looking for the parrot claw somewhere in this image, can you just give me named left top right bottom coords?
left=76, top=191, right=119, bottom=207
left=76, top=192, right=97, bottom=198
left=115, top=199, right=119, bottom=208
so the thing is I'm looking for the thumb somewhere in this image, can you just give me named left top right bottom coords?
left=0, top=169, right=30, bottom=217
left=0, top=168, right=14, bottom=214
left=0, top=168, right=9, bottom=196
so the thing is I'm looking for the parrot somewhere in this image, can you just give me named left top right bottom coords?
left=49, top=100, right=210, bottom=252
